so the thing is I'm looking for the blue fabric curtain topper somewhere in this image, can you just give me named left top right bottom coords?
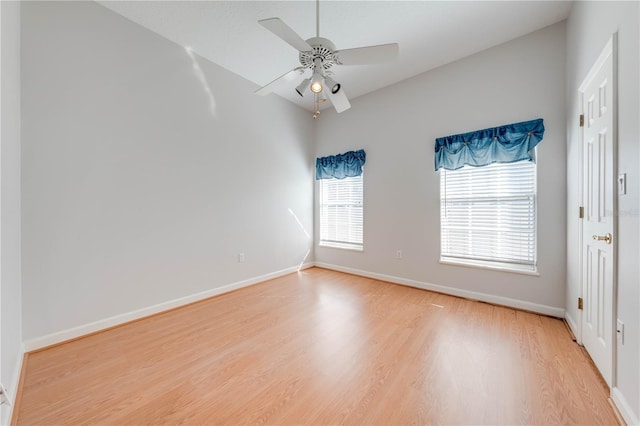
left=434, top=118, right=544, bottom=171
left=316, top=149, right=366, bottom=180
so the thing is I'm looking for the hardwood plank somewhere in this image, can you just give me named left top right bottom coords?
left=14, top=267, right=619, bottom=425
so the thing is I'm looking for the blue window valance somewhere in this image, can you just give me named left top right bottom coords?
left=316, top=149, right=366, bottom=180
left=434, top=118, right=544, bottom=171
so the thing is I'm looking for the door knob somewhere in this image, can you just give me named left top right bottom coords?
left=592, top=233, right=612, bottom=244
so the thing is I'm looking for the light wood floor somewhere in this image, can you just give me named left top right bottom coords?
left=14, top=267, right=618, bottom=425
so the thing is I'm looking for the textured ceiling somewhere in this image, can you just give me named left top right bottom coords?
left=99, top=1, right=573, bottom=112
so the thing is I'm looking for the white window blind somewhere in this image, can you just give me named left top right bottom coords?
left=319, top=175, right=363, bottom=250
left=440, top=161, right=536, bottom=271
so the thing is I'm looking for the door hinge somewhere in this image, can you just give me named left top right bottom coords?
left=579, top=206, right=584, bottom=219
left=578, top=297, right=583, bottom=310
left=579, top=114, right=584, bottom=127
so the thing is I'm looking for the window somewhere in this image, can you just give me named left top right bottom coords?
left=319, top=174, right=363, bottom=251
left=440, top=161, right=536, bottom=273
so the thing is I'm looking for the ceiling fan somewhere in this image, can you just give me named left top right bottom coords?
left=254, top=0, right=399, bottom=116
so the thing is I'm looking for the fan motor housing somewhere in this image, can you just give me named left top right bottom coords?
left=299, top=37, right=336, bottom=71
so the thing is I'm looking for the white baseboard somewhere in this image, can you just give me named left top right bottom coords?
left=612, top=386, right=639, bottom=426
left=1, top=345, right=24, bottom=426
left=23, top=263, right=314, bottom=352
left=565, top=311, right=580, bottom=342
left=315, top=262, right=565, bottom=318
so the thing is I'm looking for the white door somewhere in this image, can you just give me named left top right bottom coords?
left=580, top=35, right=617, bottom=387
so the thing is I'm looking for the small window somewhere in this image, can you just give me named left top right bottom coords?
left=440, top=161, right=536, bottom=273
left=319, top=174, right=363, bottom=251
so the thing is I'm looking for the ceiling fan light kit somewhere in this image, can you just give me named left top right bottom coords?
left=310, top=72, right=324, bottom=93
left=323, top=76, right=341, bottom=94
left=255, top=0, right=399, bottom=118
left=295, top=78, right=311, bottom=97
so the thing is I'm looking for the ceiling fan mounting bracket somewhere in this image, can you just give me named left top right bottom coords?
left=299, top=37, right=337, bottom=71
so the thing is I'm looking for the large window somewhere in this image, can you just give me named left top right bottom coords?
left=319, top=174, right=363, bottom=251
left=440, top=161, right=536, bottom=272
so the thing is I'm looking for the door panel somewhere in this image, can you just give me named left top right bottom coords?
left=580, top=35, right=616, bottom=387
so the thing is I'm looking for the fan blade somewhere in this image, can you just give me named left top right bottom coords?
left=326, top=86, right=351, bottom=113
left=258, top=18, right=312, bottom=52
left=335, top=43, right=399, bottom=65
left=255, top=67, right=305, bottom=96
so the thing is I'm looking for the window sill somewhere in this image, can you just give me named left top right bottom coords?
left=440, top=257, right=539, bottom=276
left=319, top=242, right=363, bottom=252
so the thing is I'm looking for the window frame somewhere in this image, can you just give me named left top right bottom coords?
left=318, top=173, right=364, bottom=251
left=439, top=160, right=538, bottom=275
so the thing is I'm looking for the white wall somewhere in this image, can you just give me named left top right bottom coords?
left=315, top=22, right=567, bottom=315
left=21, top=1, right=314, bottom=342
left=15, top=1, right=638, bottom=421
left=565, top=2, right=639, bottom=423
left=0, top=1, right=23, bottom=424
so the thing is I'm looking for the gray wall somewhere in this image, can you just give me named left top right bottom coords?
left=315, top=22, right=567, bottom=314
left=565, top=1, right=639, bottom=423
left=1, top=1, right=22, bottom=424
left=13, top=1, right=639, bottom=423
left=21, top=1, right=314, bottom=341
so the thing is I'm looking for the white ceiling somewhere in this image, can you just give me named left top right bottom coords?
left=99, top=1, right=573, bottom=112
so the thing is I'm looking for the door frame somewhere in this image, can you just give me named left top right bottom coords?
left=577, top=32, right=618, bottom=389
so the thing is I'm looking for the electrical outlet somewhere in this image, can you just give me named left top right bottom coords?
left=0, top=383, right=12, bottom=406
left=616, top=319, right=624, bottom=344
left=238, top=253, right=245, bottom=263
left=396, top=250, right=402, bottom=259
